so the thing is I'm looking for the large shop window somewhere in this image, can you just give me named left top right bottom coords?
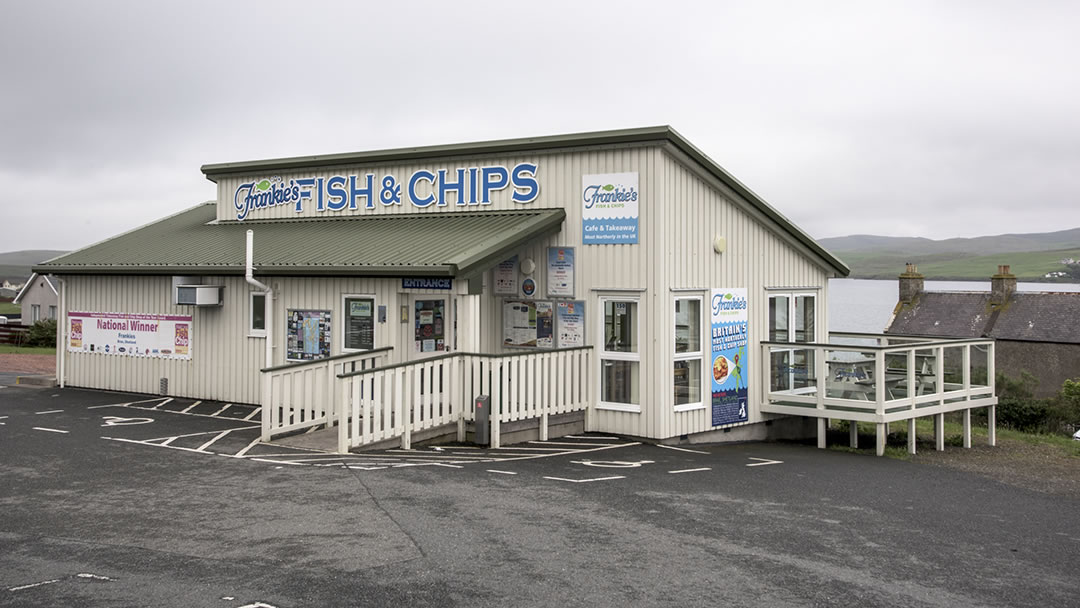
left=674, top=296, right=703, bottom=410
left=600, top=298, right=640, bottom=411
left=768, top=292, right=817, bottom=392
left=249, top=292, right=266, bottom=337
left=342, top=295, right=375, bottom=351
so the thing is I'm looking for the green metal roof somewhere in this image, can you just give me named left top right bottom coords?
left=201, top=126, right=849, bottom=277
left=36, top=203, right=566, bottom=277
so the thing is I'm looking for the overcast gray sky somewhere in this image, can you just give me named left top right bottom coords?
left=2, top=0, right=1077, bottom=252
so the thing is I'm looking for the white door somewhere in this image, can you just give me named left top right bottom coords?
left=408, top=294, right=453, bottom=361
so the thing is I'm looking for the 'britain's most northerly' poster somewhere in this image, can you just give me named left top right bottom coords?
left=710, top=288, right=749, bottom=426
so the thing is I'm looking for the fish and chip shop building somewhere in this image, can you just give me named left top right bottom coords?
left=37, top=126, right=999, bottom=454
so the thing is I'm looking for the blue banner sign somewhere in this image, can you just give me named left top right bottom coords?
left=711, top=288, right=749, bottom=426
left=234, top=163, right=539, bottom=221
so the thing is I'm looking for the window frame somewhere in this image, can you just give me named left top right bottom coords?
left=31, top=304, right=40, bottom=323
left=341, top=293, right=377, bottom=353
left=597, top=296, right=641, bottom=413
left=248, top=291, right=267, bottom=338
left=673, top=295, right=705, bottom=412
left=768, top=291, right=818, bottom=394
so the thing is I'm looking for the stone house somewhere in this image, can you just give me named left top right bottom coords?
left=886, top=264, right=1080, bottom=398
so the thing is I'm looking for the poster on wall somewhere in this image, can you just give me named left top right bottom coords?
left=555, top=300, right=585, bottom=348
left=535, top=301, right=553, bottom=348
left=710, top=288, right=749, bottom=426
left=67, top=312, right=193, bottom=359
left=344, top=297, right=374, bottom=350
left=494, top=256, right=518, bottom=295
left=414, top=299, right=446, bottom=352
left=582, top=172, right=639, bottom=244
left=546, top=247, right=575, bottom=297
left=503, top=300, right=537, bottom=347
left=287, top=309, right=331, bottom=361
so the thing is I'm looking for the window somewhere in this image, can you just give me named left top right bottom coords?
left=48, top=305, right=57, bottom=320
left=599, top=298, right=639, bottom=410
left=674, top=297, right=703, bottom=410
left=768, top=292, right=817, bottom=392
left=249, top=292, right=267, bottom=337
left=342, top=295, right=375, bottom=351
left=31, top=304, right=40, bottom=323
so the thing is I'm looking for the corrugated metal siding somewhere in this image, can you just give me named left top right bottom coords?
left=63, top=275, right=263, bottom=403
left=64, top=140, right=835, bottom=440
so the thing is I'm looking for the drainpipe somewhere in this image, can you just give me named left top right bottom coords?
left=56, top=276, right=65, bottom=388
left=244, top=230, right=273, bottom=370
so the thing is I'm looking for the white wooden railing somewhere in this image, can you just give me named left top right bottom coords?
left=337, top=347, right=593, bottom=453
left=760, top=333, right=997, bottom=424
left=260, top=347, right=393, bottom=441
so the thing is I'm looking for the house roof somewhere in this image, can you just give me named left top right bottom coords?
left=887, top=291, right=1080, bottom=344
left=12, top=272, right=57, bottom=304
left=201, top=126, right=850, bottom=277
left=34, top=203, right=566, bottom=278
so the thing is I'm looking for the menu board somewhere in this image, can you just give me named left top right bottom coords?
left=287, top=309, right=331, bottom=361
left=503, top=299, right=582, bottom=349
left=344, top=297, right=374, bottom=350
left=555, top=301, right=585, bottom=348
left=503, top=300, right=537, bottom=347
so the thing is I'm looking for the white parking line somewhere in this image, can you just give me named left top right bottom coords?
left=87, top=397, right=170, bottom=409
left=150, top=398, right=174, bottom=409
left=669, top=467, right=711, bottom=474
left=33, top=427, right=69, bottom=434
left=180, top=400, right=202, bottom=414
left=746, top=457, right=784, bottom=467
left=487, top=470, right=517, bottom=475
left=655, top=444, right=710, bottom=454
left=35, top=409, right=64, bottom=415
left=8, top=578, right=61, bottom=591
left=499, top=442, right=640, bottom=462
left=432, top=463, right=464, bottom=468
left=564, top=435, right=620, bottom=440
left=528, top=440, right=616, bottom=447
left=233, top=437, right=262, bottom=458
left=195, top=430, right=233, bottom=452
left=543, top=476, right=625, bottom=484
left=241, top=408, right=261, bottom=421
left=210, top=403, right=233, bottom=417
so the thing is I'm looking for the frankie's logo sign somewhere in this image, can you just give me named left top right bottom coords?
left=233, top=163, right=539, bottom=221
left=582, top=172, right=639, bottom=244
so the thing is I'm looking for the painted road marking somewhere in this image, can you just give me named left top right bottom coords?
left=432, top=462, right=464, bottom=468
left=35, top=409, right=64, bottom=415
left=487, top=470, right=518, bottom=475
left=746, top=457, right=784, bottom=467
left=150, top=398, right=174, bottom=409
left=179, top=400, right=202, bottom=414
left=0, top=415, right=7, bottom=425
left=529, top=440, right=616, bottom=447
left=543, top=476, right=626, bottom=484
left=210, top=403, right=233, bottom=417
left=564, top=435, right=620, bottom=440
left=87, top=397, right=170, bottom=409
left=669, top=467, right=712, bottom=474
left=242, top=407, right=261, bottom=421
left=33, top=427, right=69, bottom=434
left=8, top=579, right=61, bottom=591
left=195, top=430, right=233, bottom=452
left=571, top=459, right=654, bottom=468
left=101, top=416, right=154, bottom=426
left=76, top=573, right=113, bottom=581
left=655, top=444, right=710, bottom=454
left=233, top=437, right=262, bottom=458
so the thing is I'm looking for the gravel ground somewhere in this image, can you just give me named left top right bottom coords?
left=910, top=436, right=1080, bottom=500
left=0, top=353, right=55, bottom=374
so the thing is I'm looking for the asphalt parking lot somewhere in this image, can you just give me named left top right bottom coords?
left=2, top=384, right=1079, bottom=607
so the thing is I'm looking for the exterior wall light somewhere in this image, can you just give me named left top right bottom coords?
left=713, top=236, right=727, bottom=254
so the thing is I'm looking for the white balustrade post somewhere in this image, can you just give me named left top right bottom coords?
left=261, top=373, right=272, bottom=442
left=875, top=423, right=886, bottom=456
left=849, top=421, right=858, bottom=449
left=934, top=412, right=945, bottom=451
left=338, top=378, right=350, bottom=454
left=907, top=418, right=917, bottom=455
left=963, top=408, right=972, bottom=448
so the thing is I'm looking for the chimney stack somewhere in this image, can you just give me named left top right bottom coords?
left=991, top=264, right=1016, bottom=306
left=899, top=263, right=924, bottom=304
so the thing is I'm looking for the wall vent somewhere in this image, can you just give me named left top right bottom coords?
left=159, top=377, right=169, bottom=395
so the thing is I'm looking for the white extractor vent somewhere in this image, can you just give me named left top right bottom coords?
left=176, top=285, right=224, bottom=307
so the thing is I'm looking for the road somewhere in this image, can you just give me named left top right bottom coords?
left=1, top=384, right=1078, bottom=607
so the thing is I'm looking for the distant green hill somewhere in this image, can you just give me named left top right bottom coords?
left=0, top=250, right=68, bottom=284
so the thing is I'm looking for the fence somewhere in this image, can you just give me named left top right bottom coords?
left=0, top=324, right=29, bottom=345
left=337, top=347, right=593, bottom=453
left=260, top=347, right=393, bottom=441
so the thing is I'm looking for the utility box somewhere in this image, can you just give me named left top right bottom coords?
left=474, top=394, right=490, bottom=446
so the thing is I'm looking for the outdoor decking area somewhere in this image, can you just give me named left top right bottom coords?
left=761, top=332, right=998, bottom=455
